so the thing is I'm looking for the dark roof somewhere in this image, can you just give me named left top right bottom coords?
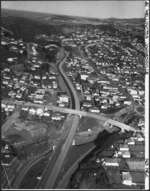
left=130, top=171, right=145, bottom=183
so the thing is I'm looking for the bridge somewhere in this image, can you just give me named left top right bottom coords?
left=2, top=99, right=140, bottom=133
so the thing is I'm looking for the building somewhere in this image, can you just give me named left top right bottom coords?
left=122, top=172, right=132, bottom=185
left=58, top=95, right=69, bottom=103
left=126, top=159, right=145, bottom=171
left=126, top=137, right=135, bottom=145
left=58, top=102, right=65, bottom=108
left=3, top=80, right=9, bottom=85
left=36, top=108, right=44, bottom=116
left=122, top=151, right=131, bottom=158
left=89, top=107, right=100, bottom=113
left=119, top=144, right=129, bottom=151
left=85, top=95, right=92, bottom=101
left=29, top=108, right=36, bottom=115
left=22, top=105, right=29, bottom=111
left=80, top=73, right=89, bottom=80
left=43, top=110, right=50, bottom=117
left=130, top=171, right=145, bottom=184
left=83, top=101, right=93, bottom=108
left=102, top=158, right=119, bottom=167
left=124, top=100, right=132, bottom=105
left=1, top=154, right=14, bottom=166
left=16, top=92, right=22, bottom=99
left=138, top=117, right=145, bottom=126
left=1, top=103, right=6, bottom=108
left=136, top=133, right=144, bottom=141
left=51, top=112, right=62, bottom=121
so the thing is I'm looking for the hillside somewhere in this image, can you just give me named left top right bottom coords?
left=1, top=8, right=144, bottom=43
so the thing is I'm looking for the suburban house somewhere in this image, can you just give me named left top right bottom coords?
left=102, top=158, right=119, bottom=167
left=122, top=172, right=132, bottom=185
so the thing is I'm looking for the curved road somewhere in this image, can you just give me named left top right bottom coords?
left=12, top=149, right=52, bottom=188
left=37, top=51, right=80, bottom=188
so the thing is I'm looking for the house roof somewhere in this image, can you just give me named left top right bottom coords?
left=122, top=172, right=132, bottom=181
left=104, top=157, right=119, bottom=163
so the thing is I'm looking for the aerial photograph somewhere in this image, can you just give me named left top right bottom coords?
left=1, top=0, right=149, bottom=190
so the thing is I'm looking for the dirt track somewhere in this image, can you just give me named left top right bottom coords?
left=2, top=108, right=21, bottom=137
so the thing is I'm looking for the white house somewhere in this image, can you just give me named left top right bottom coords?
left=59, top=95, right=69, bottom=103
left=124, top=100, right=132, bottom=105
left=138, top=117, right=145, bottom=126
left=3, top=80, right=9, bottom=85
left=136, top=133, right=144, bottom=141
left=22, top=105, right=29, bottom=111
left=119, top=144, right=129, bottom=151
left=89, top=107, right=100, bottom=113
left=34, top=75, right=40, bottom=80
left=51, top=113, right=61, bottom=121
left=122, top=172, right=132, bottom=185
left=102, top=158, right=119, bottom=167
left=80, top=74, right=89, bottom=80
left=85, top=95, right=92, bottom=101
left=127, top=137, right=135, bottom=145
left=122, top=151, right=131, bottom=158
left=36, top=108, right=44, bottom=116
left=16, top=92, right=22, bottom=99
left=1, top=103, right=6, bottom=108
left=29, top=108, right=36, bottom=115
left=83, top=101, right=93, bottom=108
left=43, top=111, right=50, bottom=117
left=7, top=104, right=15, bottom=109
left=58, top=102, right=65, bottom=108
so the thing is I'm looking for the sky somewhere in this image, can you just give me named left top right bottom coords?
left=1, top=1, right=145, bottom=19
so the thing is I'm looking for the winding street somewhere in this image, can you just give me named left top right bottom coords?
left=37, top=51, right=80, bottom=189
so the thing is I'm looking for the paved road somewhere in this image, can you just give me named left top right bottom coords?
left=12, top=151, right=51, bottom=188
left=37, top=51, right=80, bottom=188
left=2, top=99, right=141, bottom=133
left=39, top=115, right=80, bottom=188
left=2, top=99, right=140, bottom=133
left=36, top=114, right=75, bottom=188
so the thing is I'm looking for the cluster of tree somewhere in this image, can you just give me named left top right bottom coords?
left=1, top=16, right=62, bottom=43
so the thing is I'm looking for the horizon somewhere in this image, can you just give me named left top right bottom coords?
left=1, top=1, right=145, bottom=19
left=1, top=7, right=145, bottom=20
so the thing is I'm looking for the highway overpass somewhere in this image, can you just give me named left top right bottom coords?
left=3, top=100, right=141, bottom=133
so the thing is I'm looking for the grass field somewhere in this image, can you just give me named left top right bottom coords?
left=44, top=90, right=57, bottom=105
left=3, top=118, right=48, bottom=144
left=106, top=170, right=121, bottom=184
left=78, top=117, right=105, bottom=132
left=19, top=153, right=52, bottom=189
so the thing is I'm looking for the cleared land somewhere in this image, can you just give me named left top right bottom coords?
left=78, top=117, right=106, bottom=132
left=3, top=119, right=48, bottom=143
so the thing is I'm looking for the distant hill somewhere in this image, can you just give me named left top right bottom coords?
left=1, top=8, right=144, bottom=25
left=1, top=15, right=62, bottom=42
left=1, top=8, right=144, bottom=42
left=105, top=18, right=145, bottom=25
left=1, top=9, right=91, bottom=40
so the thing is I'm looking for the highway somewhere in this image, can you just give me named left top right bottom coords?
left=35, top=114, right=75, bottom=188
left=36, top=51, right=80, bottom=188
left=12, top=149, right=52, bottom=188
